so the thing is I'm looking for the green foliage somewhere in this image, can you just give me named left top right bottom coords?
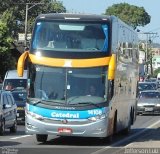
left=0, top=21, right=12, bottom=53
left=0, top=0, right=66, bottom=78
left=0, top=0, right=66, bottom=39
left=153, top=68, right=160, bottom=78
left=0, top=21, right=16, bottom=79
left=105, top=3, right=151, bottom=29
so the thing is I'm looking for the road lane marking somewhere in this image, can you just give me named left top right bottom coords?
left=10, top=135, right=32, bottom=140
left=124, top=119, right=160, bottom=148
left=90, top=119, right=160, bottom=154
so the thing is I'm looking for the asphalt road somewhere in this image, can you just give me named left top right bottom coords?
left=0, top=115, right=160, bottom=154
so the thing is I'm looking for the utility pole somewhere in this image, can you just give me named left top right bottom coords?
left=24, top=3, right=29, bottom=47
left=24, top=3, right=44, bottom=47
left=139, top=32, right=158, bottom=75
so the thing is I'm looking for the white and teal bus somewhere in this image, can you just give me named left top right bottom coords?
left=17, top=13, right=139, bottom=142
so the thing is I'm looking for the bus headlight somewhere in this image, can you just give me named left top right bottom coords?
left=27, top=111, right=44, bottom=120
left=88, top=114, right=106, bottom=122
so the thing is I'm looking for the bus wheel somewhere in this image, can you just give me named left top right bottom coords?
left=100, top=135, right=113, bottom=144
left=122, top=116, right=131, bottom=135
left=106, top=135, right=113, bottom=143
left=36, top=134, right=48, bottom=142
left=0, top=119, right=5, bottom=135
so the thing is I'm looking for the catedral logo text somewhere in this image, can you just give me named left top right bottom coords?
left=51, top=112, right=79, bottom=118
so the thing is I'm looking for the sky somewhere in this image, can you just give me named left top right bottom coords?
left=61, top=0, right=160, bottom=43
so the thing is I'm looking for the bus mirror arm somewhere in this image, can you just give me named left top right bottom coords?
left=17, top=51, right=29, bottom=77
left=108, top=54, right=116, bottom=80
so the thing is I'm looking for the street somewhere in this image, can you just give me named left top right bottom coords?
left=0, top=115, right=160, bottom=154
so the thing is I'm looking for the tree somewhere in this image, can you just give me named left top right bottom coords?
left=153, top=68, right=160, bottom=78
left=105, top=3, right=151, bottom=29
left=0, top=21, right=16, bottom=79
left=0, top=0, right=66, bottom=40
left=0, top=0, right=66, bottom=78
left=0, top=21, right=12, bottom=52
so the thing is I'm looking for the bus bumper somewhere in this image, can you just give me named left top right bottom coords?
left=25, top=114, right=109, bottom=138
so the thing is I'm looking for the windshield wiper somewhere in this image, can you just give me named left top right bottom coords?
left=70, top=102, right=101, bottom=108
left=28, top=98, right=65, bottom=106
left=28, top=98, right=43, bottom=105
left=67, top=96, right=80, bottom=103
left=42, top=100, right=65, bottom=104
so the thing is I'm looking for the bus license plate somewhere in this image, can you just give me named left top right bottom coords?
left=58, top=128, right=72, bottom=134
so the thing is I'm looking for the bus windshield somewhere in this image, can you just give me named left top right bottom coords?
left=31, top=21, right=109, bottom=52
left=29, top=65, right=108, bottom=105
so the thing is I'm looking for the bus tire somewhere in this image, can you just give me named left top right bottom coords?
left=102, top=112, right=117, bottom=143
left=0, top=119, right=5, bottom=135
left=106, top=135, right=113, bottom=143
left=131, top=108, right=135, bottom=125
left=122, top=115, right=131, bottom=135
left=36, top=134, right=48, bottom=142
left=100, top=135, right=113, bottom=144
left=113, top=111, right=117, bottom=134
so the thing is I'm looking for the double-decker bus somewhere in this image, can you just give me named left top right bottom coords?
left=17, top=13, right=139, bottom=142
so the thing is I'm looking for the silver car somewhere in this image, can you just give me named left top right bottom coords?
left=0, top=90, right=17, bottom=135
left=137, top=90, right=160, bottom=115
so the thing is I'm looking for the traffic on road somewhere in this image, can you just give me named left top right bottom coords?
left=0, top=71, right=160, bottom=154
left=0, top=116, right=160, bottom=154
left=0, top=4, right=160, bottom=154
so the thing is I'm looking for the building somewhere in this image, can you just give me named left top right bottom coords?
left=151, top=47, right=160, bottom=70
left=152, top=55, right=160, bottom=70
left=139, top=50, right=146, bottom=77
